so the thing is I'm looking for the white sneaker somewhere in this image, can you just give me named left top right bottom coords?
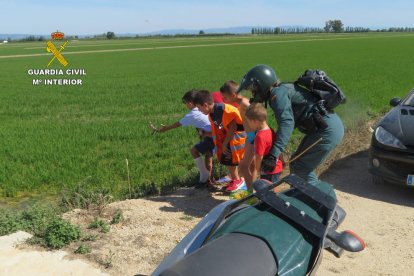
left=216, top=176, right=231, bottom=184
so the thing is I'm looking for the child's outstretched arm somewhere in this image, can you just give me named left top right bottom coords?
left=157, top=122, right=181, bottom=133
left=149, top=121, right=181, bottom=134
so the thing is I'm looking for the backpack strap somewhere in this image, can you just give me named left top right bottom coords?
left=210, top=103, right=225, bottom=129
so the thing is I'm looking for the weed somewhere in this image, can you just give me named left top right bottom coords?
left=81, top=233, right=98, bottom=242
left=60, top=182, right=96, bottom=210
left=88, top=218, right=110, bottom=233
left=102, top=250, right=115, bottom=269
left=0, top=205, right=57, bottom=238
left=60, top=183, right=113, bottom=215
left=94, top=192, right=113, bottom=216
left=75, top=243, right=91, bottom=254
left=44, top=218, right=81, bottom=249
left=110, top=210, right=123, bottom=225
left=0, top=205, right=79, bottom=249
left=0, top=209, right=22, bottom=236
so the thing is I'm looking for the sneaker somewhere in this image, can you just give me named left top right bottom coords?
left=215, top=176, right=231, bottom=184
left=222, top=177, right=244, bottom=189
left=225, top=178, right=247, bottom=192
left=194, top=182, right=206, bottom=189
left=195, top=178, right=215, bottom=189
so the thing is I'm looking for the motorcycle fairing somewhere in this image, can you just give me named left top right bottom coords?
left=208, top=175, right=336, bottom=276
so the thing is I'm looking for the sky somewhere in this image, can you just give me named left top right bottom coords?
left=0, top=0, right=413, bottom=35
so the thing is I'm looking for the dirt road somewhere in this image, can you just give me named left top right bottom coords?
left=318, top=150, right=414, bottom=275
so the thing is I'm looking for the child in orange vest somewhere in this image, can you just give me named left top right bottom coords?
left=245, top=103, right=283, bottom=183
left=194, top=90, right=247, bottom=192
left=220, top=80, right=256, bottom=190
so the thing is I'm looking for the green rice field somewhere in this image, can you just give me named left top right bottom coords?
left=1, top=33, right=414, bottom=206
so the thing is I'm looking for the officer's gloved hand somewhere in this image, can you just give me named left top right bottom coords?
left=262, top=154, right=277, bottom=172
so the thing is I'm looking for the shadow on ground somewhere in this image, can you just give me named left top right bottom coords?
left=146, top=149, right=414, bottom=218
left=147, top=187, right=226, bottom=218
left=320, top=150, right=414, bottom=208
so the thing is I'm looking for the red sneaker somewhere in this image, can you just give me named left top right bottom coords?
left=225, top=178, right=247, bottom=192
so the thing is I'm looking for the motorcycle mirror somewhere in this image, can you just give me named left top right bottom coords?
left=327, top=230, right=365, bottom=252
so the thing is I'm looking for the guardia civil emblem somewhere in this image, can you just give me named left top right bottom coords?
left=46, top=31, right=69, bottom=67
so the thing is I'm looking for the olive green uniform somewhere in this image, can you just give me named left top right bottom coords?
left=268, top=83, right=344, bottom=185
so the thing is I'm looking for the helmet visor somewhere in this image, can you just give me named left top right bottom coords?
left=237, top=75, right=253, bottom=93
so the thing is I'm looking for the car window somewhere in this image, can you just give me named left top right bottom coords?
left=402, top=93, right=414, bottom=106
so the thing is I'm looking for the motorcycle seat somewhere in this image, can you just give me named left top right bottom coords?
left=159, top=232, right=277, bottom=276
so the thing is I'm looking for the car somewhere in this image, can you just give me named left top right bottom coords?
left=369, top=88, right=414, bottom=186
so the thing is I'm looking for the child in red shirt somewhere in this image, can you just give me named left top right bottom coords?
left=245, top=103, right=283, bottom=183
left=211, top=91, right=225, bottom=104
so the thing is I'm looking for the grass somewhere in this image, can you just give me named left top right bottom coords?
left=1, top=33, right=414, bottom=206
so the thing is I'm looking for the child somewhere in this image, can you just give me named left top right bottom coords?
left=211, top=89, right=240, bottom=184
left=220, top=80, right=256, bottom=189
left=155, top=90, right=214, bottom=186
left=193, top=90, right=247, bottom=192
left=212, top=90, right=240, bottom=108
left=245, top=103, right=283, bottom=183
left=211, top=91, right=225, bottom=104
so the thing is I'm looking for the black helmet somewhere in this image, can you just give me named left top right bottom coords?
left=237, top=64, right=278, bottom=103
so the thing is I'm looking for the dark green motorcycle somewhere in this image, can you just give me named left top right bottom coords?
left=152, top=174, right=365, bottom=276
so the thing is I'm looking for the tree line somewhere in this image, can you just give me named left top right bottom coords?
left=252, top=27, right=325, bottom=34
left=8, top=21, right=414, bottom=42
left=251, top=20, right=414, bottom=34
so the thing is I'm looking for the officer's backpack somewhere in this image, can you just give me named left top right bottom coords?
left=294, top=69, right=346, bottom=110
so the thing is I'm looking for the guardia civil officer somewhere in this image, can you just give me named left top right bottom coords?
left=237, top=65, right=344, bottom=186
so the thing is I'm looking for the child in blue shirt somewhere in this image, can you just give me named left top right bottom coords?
left=156, top=90, right=214, bottom=186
